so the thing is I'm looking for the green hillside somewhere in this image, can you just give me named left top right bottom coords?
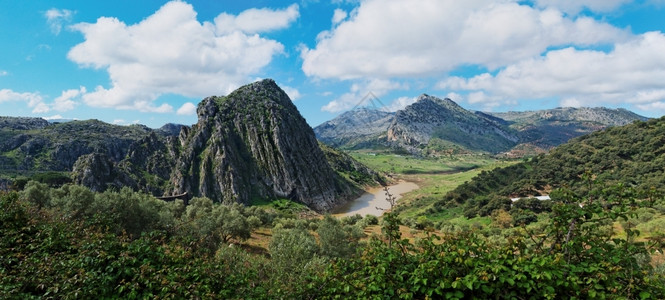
left=435, top=117, right=665, bottom=217
left=0, top=118, right=154, bottom=173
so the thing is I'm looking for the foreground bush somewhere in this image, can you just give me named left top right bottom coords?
left=1, top=191, right=260, bottom=299
left=309, top=182, right=665, bottom=299
left=3, top=178, right=665, bottom=299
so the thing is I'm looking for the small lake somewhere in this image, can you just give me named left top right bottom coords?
left=333, top=181, right=419, bottom=217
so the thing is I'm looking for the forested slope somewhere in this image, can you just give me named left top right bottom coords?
left=437, top=117, right=665, bottom=216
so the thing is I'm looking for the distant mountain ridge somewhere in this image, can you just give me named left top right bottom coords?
left=314, top=96, right=648, bottom=155
left=0, top=118, right=161, bottom=172
left=315, top=108, right=394, bottom=149
left=489, top=107, right=645, bottom=126
left=489, top=107, right=648, bottom=154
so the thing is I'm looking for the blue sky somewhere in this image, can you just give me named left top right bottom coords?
left=1, top=0, right=665, bottom=128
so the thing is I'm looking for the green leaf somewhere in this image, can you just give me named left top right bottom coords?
left=451, top=281, right=460, bottom=289
left=588, top=289, right=597, bottom=298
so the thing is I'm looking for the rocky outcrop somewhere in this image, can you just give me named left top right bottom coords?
left=72, top=152, right=136, bottom=192
left=0, top=134, right=31, bottom=152
left=0, top=116, right=49, bottom=130
left=0, top=178, right=11, bottom=191
left=157, top=123, right=185, bottom=136
left=116, top=132, right=180, bottom=195
left=0, top=119, right=154, bottom=171
left=490, top=107, right=648, bottom=126
left=68, top=131, right=181, bottom=196
left=168, top=79, right=361, bottom=211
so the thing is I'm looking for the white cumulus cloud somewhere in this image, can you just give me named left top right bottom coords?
left=112, top=119, right=140, bottom=126
left=386, top=96, right=417, bottom=112
left=52, top=86, right=85, bottom=112
left=0, top=89, right=46, bottom=113
left=560, top=98, right=583, bottom=107
left=176, top=102, right=197, bottom=115
left=301, top=0, right=628, bottom=80
left=332, top=9, right=347, bottom=25
left=67, top=1, right=297, bottom=113
left=637, top=101, right=665, bottom=112
left=214, top=4, right=299, bottom=34
left=437, top=31, right=665, bottom=113
left=42, top=115, right=64, bottom=120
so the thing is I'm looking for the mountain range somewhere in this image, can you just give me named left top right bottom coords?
left=314, top=95, right=648, bottom=155
left=0, top=80, right=650, bottom=211
left=0, top=80, right=383, bottom=212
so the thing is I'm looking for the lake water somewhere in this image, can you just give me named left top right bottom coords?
left=332, top=181, right=419, bottom=217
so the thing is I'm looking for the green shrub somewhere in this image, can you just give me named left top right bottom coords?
left=269, top=227, right=319, bottom=276
left=20, top=180, right=50, bottom=208
left=317, top=215, right=356, bottom=258
left=341, top=213, right=363, bottom=225
left=510, top=209, right=538, bottom=226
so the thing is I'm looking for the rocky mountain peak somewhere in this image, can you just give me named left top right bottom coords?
left=387, top=95, right=519, bottom=153
left=169, top=79, right=360, bottom=211
left=416, top=93, right=430, bottom=101
left=412, top=94, right=462, bottom=111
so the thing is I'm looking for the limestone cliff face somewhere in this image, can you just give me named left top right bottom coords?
left=116, top=132, right=180, bottom=195
left=70, top=131, right=180, bottom=195
left=168, top=79, right=354, bottom=211
left=72, top=152, right=136, bottom=192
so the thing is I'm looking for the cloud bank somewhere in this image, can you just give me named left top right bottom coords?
left=68, top=1, right=298, bottom=113
left=304, top=0, right=665, bottom=115
left=302, top=0, right=627, bottom=80
left=438, top=32, right=665, bottom=110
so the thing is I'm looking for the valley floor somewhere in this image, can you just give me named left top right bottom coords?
left=242, top=152, right=518, bottom=253
left=245, top=151, right=665, bottom=264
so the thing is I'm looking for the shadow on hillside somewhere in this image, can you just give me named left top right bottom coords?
left=400, top=165, right=478, bottom=175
